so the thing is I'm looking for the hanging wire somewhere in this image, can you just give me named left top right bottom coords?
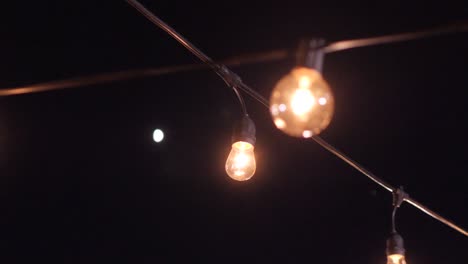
left=324, top=20, right=468, bottom=53
left=0, top=50, right=288, bottom=97
left=125, top=0, right=216, bottom=68
left=124, top=0, right=468, bottom=237
left=231, top=85, right=248, bottom=116
left=125, top=0, right=254, bottom=116
left=391, top=188, right=407, bottom=233
left=392, top=206, right=398, bottom=233
left=3, top=19, right=468, bottom=97
left=311, top=136, right=394, bottom=192
left=0, top=65, right=203, bottom=96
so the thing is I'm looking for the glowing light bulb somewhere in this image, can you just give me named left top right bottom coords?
left=387, top=254, right=407, bottom=264
left=225, top=141, right=256, bottom=181
left=386, top=232, right=407, bottom=264
left=270, top=67, right=334, bottom=138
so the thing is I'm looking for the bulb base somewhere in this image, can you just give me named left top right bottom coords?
left=386, top=232, right=405, bottom=256
left=232, top=115, right=256, bottom=145
left=296, top=38, right=326, bottom=72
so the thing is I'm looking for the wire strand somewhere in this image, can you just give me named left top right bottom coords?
left=0, top=65, right=205, bottom=97
left=232, top=86, right=248, bottom=116
left=0, top=50, right=288, bottom=97
left=125, top=0, right=251, bottom=115
left=324, top=20, right=468, bottom=53
left=392, top=206, right=398, bottom=233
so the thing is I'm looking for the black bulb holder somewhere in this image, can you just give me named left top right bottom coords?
left=296, top=38, right=326, bottom=72
left=232, top=115, right=256, bottom=146
left=386, top=232, right=405, bottom=256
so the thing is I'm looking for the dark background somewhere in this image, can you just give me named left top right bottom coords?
left=0, top=0, right=467, bottom=263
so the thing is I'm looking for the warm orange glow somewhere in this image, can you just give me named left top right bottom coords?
left=291, top=87, right=316, bottom=116
left=270, top=67, right=334, bottom=138
left=387, top=254, right=407, bottom=264
left=225, top=141, right=256, bottom=181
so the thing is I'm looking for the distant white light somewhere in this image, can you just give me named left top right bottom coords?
left=153, top=129, right=164, bottom=143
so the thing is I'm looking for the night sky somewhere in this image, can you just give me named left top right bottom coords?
left=1, top=1, right=467, bottom=263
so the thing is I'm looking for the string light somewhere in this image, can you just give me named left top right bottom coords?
left=270, top=67, right=334, bottom=137
left=270, top=39, right=334, bottom=137
left=225, top=116, right=257, bottom=181
left=1, top=2, right=467, bottom=260
left=386, top=188, right=408, bottom=264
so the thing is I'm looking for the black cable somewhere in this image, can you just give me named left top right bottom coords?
left=125, top=0, right=215, bottom=68
left=3, top=19, right=468, bottom=97
left=311, top=136, right=394, bottom=192
left=232, top=86, right=248, bottom=116
left=125, top=0, right=250, bottom=116
left=0, top=65, right=205, bottom=97
left=392, top=206, right=398, bottom=233
left=324, top=20, right=468, bottom=53
left=0, top=50, right=288, bottom=97
left=391, top=188, right=407, bottom=233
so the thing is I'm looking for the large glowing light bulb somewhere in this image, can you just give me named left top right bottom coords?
left=225, top=141, right=256, bottom=181
left=387, top=254, right=407, bottom=264
left=270, top=67, right=334, bottom=138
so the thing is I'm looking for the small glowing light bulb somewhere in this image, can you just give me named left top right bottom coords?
left=387, top=254, right=407, bottom=264
left=386, top=232, right=407, bottom=264
left=270, top=67, right=334, bottom=138
left=225, top=141, right=256, bottom=181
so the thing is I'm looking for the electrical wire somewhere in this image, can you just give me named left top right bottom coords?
left=392, top=206, right=398, bottom=233
left=124, top=0, right=468, bottom=237
left=231, top=86, right=248, bottom=116
left=311, top=136, right=394, bottom=192
left=125, top=0, right=251, bottom=115
left=324, top=21, right=468, bottom=53
left=125, top=0, right=216, bottom=68
left=391, top=188, right=406, bottom=234
left=0, top=65, right=205, bottom=96
left=3, top=19, right=468, bottom=97
left=0, top=50, right=288, bottom=97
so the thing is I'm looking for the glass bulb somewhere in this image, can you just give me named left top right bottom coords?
left=270, top=67, right=334, bottom=138
left=225, top=141, right=256, bottom=181
left=387, top=254, right=407, bottom=264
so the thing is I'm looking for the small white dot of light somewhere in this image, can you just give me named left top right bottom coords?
left=153, top=129, right=164, bottom=143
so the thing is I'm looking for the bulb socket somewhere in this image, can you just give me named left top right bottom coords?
left=386, top=232, right=405, bottom=256
left=232, top=115, right=256, bottom=146
left=296, top=38, right=326, bottom=72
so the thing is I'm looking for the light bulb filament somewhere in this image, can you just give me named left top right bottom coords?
left=291, top=88, right=316, bottom=116
left=225, top=141, right=256, bottom=181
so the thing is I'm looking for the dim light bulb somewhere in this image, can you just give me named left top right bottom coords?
left=387, top=254, right=406, bottom=264
left=225, top=141, right=256, bottom=181
left=270, top=67, right=334, bottom=138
